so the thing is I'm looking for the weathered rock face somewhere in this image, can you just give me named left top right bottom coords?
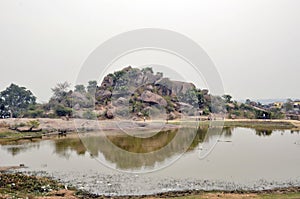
left=71, top=92, right=87, bottom=102
left=155, top=78, right=195, bottom=96
left=95, top=90, right=112, bottom=103
left=140, top=91, right=167, bottom=107
left=71, top=91, right=93, bottom=109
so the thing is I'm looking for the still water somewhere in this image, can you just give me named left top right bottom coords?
left=1, top=127, right=300, bottom=195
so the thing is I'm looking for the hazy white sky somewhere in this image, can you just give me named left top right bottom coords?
left=0, top=0, right=299, bottom=102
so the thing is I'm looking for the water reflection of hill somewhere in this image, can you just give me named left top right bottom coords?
left=80, top=127, right=196, bottom=170
left=3, top=127, right=298, bottom=170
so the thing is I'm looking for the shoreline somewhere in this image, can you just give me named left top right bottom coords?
left=0, top=118, right=299, bottom=144
left=1, top=117, right=300, bottom=129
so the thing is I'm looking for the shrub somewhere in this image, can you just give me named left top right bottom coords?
left=27, top=120, right=40, bottom=128
left=54, top=105, right=72, bottom=117
left=82, top=110, right=97, bottom=120
left=25, top=109, right=44, bottom=118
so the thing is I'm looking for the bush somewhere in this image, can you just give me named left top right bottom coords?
left=25, top=109, right=44, bottom=118
left=203, top=107, right=210, bottom=115
left=27, top=120, right=40, bottom=128
left=82, top=110, right=97, bottom=120
left=54, top=105, right=72, bottom=117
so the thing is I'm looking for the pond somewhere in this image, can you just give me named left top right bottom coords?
left=1, top=127, right=300, bottom=195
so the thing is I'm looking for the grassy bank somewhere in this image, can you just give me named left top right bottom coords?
left=223, top=119, right=298, bottom=130
left=0, top=130, right=42, bottom=144
left=170, top=119, right=300, bottom=130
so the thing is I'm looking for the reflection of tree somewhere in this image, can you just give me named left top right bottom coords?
left=5, top=142, right=40, bottom=156
left=255, top=129, right=273, bottom=136
left=188, top=127, right=208, bottom=150
left=223, top=127, right=233, bottom=137
left=53, top=137, right=87, bottom=158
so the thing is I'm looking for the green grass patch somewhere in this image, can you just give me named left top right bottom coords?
left=223, top=120, right=296, bottom=130
left=0, top=130, right=42, bottom=144
left=0, top=173, right=64, bottom=198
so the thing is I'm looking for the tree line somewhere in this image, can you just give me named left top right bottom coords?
left=0, top=81, right=97, bottom=119
left=0, top=79, right=297, bottom=120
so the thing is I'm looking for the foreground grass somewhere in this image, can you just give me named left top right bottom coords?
left=1, top=172, right=300, bottom=199
left=0, top=173, right=65, bottom=198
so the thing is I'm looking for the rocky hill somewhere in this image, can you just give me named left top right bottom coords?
left=94, top=66, right=212, bottom=120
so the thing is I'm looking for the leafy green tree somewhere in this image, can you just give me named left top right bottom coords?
left=24, top=104, right=45, bottom=118
left=222, top=94, right=232, bottom=103
left=51, top=81, right=71, bottom=102
left=47, top=82, right=74, bottom=117
left=141, top=67, right=153, bottom=74
left=0, top=98, right=9, bottom=118
left=156, top=72, right=163, bottom=77
left=195, top=90, right=205, bottom=108
left=0, top=83, right=36, bottom=117
left=284, top=99, right=294, bottom=111
left=87, top=80, right=97, bottom=94
left=245, top=99, right=251, bottom=105
left=74, top=84, right=86, bottom=93
left=49, top=82, right=72, bottom=110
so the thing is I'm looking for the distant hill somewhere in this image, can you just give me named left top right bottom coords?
left=252, top=99, right=287, bottom=105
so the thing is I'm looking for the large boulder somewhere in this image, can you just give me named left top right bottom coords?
left=106, top=109, right=114, bottom=119
left=155, top=78, right=195, bottom=96
left=100, top=75, right=114, bottom=89
left=140, top=91, right=167, bottom=107
left=177, top=102, right=194, bottom=112
left=95, top=90, right=112, bottom=102
left=115, top=97, right=127, bottom=106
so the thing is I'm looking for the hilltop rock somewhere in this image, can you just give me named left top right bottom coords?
left=100, top=76, right=114, bottom=89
